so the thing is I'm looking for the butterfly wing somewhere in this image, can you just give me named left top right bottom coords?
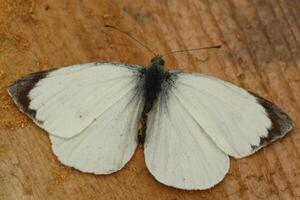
left=144, top=71, right=293, bottom=189
left=8, top=62, right=142, bottom=138
left=144, top=86, right=230, bottom=190
left=168, top=72, right=293, bottom=158
left=50, top=88, right=143, bottom=174
left=8, top=62, right=144, bottom=173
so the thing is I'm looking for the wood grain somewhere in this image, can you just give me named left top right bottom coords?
left=0, top=0, right=300, bottom=199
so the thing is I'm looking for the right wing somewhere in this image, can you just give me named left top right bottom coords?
left=169, top=72, right=293, bottom=158
left=144, top=70, right=292, bottom=190
left=144, top=89, right=229, bottom=190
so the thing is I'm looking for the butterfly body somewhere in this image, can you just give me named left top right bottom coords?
left=138, top=56, right=172, bottom=144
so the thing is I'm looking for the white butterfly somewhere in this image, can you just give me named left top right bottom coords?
left=8, top=56, right=293, bottom=190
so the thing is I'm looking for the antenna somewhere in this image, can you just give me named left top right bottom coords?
left=104, top=25, right=156, bottom=56
left=104, top=25, right=221, bottom=58
left=161, top=45, right=221, bottom=58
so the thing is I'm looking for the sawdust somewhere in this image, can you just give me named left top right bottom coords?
left=0, top=0, right=33, bottom=54
left=0, top=0, right=35, bottom=130
left=0, top=76, right=28, bottom=130
left=23, top=184, right=33, bottom=195
left=236, top=72, right=245, bottom=80
left=0, top=144, right=6, bottom=156
left=53, top=165, right=73, bottom=185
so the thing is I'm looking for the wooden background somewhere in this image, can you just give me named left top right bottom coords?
left=1, top=0, right=300, bottom=199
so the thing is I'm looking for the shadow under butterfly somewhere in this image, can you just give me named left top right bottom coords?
left=7, top=26, right=293, bottom=190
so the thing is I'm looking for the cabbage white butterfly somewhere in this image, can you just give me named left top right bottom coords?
left=8, top=27, right=293, bottom=190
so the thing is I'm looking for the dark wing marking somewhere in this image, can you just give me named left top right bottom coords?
left=8, top=68, right=56, bottom=119
left=250, top=92, right=293, bottom=150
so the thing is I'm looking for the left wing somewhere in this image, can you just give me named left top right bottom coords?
left=8, top=62, right=141, bottom=138
left=50, top=88, right=143, bottom=174
left=8, top=62, right=144, bottom=174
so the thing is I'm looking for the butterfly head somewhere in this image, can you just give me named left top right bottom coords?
left=150, top=56, right=165, bottom=67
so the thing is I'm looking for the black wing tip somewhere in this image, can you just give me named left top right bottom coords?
left=7, top=69, right=55, bottom=118
left=250, top=92, right=294, bottom=150
left=258, top=97, right=293, bottom=145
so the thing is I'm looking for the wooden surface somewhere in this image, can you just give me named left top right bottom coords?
left=1, top=0, right=300, bottom=199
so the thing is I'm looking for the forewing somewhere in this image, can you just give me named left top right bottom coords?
left=171, top=72, right=293, bottom=158
left=144, top=89, right=230, bottom=190
left=8, top=62, right=142, bottom=138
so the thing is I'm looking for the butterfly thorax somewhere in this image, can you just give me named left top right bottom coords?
left=143, top=56, right=167, bottom=112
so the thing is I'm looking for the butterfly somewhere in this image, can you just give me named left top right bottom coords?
left=7, top=54, right=293, bottom=190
